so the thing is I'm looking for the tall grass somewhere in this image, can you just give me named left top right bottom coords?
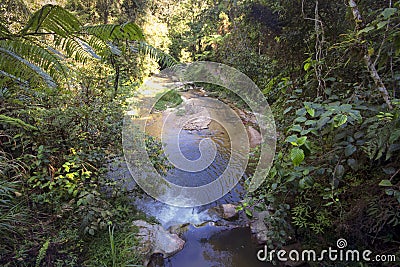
left=0, top=148, right=29, bottom=257
left=85, top=224, right=144, bottom=267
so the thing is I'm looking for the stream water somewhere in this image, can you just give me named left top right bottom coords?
left=112, top=92, right=273, bottom=267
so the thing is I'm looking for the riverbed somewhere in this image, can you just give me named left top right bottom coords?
left=113, top=89, right=272, bottom=267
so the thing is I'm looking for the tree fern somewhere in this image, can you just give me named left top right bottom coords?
left=133, top=41, right=179, bottom=67
left=20, top=4, right=80, bottom=37
left=0, top=39, right=66, bottom=87
left=81, top=22, right=145, bottom=42
left=0, top=4, right=178, bottom=88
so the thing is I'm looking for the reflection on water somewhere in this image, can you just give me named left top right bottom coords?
left=163, top=126, right=231, bottom=187
left=165, top=224, right=273, bottom=267
left=136, top=99, right=246, bottom=226
left=127, top=94, right=267, bottom=267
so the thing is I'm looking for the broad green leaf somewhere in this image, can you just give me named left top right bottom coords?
left=379, top=180, right=393, bottom=187
left=305, top=104, right=315, bottom=117
left=385, top=189, right=394, bottom=196
left=299, top=178, right=307, bottom=189
left=290, top=147, right=305, bottom=166
left=316, top=116, right=330, bottom=129
left=334, top=114, right=347, bottom=127
left=294, top=116, right=307, bottom=123
left=381, top=8, right=397, bottom=19
left=300, top=129, right=312, bottom=135
left=245, top=209, right=253, bottom=217
left=358, top=25, right=375, bottom=34
left=289, top=125, right=302, bottom=133
left=296, top=108, right=307, bottom=116
left=285, top=135, right=298, bottom=144
left=344, top=144, right=357, bottom=157
left=297, top=136, right=307, bottom=146
left=347, top=159, right=358, bottom=170
left=283, top=107, right=293, bottom=114
left=305, top=120, right=316, bottom=126
left=334, top=164, right=345, bottom=178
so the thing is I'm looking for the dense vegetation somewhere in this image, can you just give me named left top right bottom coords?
left=1, top=0, right=399, bottom=266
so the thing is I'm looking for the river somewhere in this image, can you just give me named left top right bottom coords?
left=112, top=89, right=273, bottom=267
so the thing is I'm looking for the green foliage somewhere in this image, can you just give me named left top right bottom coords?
left=84, top=224, right=143, bottom=267
left=2, top=0, right=400, bottom=265
left=0, top=4, right=147, bottom=88
left=35, top=239, right=50, bottom=267
left=135, top=41, right=179, bottom=68
left=153, top=89, right=183, bottom=111
left=0, top=114, right=37, bottom=131
left=82, top=22, right=144, bottom=43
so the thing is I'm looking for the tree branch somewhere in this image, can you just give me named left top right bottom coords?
left=348, top=0, right=392, bottom=109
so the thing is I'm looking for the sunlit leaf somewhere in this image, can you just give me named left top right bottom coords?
left=379, top=180, right=393, bottom=187
left=290, top=147, right=304, bottom=166
left=334, top=114, right=347, bottom=127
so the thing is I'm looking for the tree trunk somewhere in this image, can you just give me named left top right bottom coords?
left=348, top=0, right=392, bottom=109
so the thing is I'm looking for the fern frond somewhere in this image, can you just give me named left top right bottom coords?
left=0, top=39, right=67, bottom=87
left=0, top=46, right=56, bottom=87
left=0, top=70, right=29, bottom=87
left=0, top=114, right=38, bottom=131
left=81, top=22, right=145, bottom=42
left=20, top=4, right=80, bottom=37
left=133, top=41, right=179, bottom=67
left=85, top=35, right=109, bottom=56
left=53, top=35, right=95, bottom=63
left=0, top=5, right=152, bottom=88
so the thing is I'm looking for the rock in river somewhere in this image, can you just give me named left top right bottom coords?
left=209, top=203, right=239, bottom=220
left=250, top=210, right=269, bottom=245
left=247, top=126, right=262, bottom=148
left=133, top=220, right=185, bottom=265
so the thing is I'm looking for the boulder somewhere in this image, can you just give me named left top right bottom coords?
left=168, top=223, right=190, bottom=236
left=236, top=109, right=247, bottom=121
left=133, top=220, right=185, bottom=265
left=209, top=203, right=239, bottom=220
left=182, top=116, right=211, bottom=130
left=250, top=210, right=269, bottom=245
left=247, top=126, right=262, bottom=148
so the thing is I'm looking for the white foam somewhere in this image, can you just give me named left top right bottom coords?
left=134, top=195, right=213, bottom=229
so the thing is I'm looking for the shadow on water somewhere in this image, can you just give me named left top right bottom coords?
left=164, top=224, right=273, bottom=267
